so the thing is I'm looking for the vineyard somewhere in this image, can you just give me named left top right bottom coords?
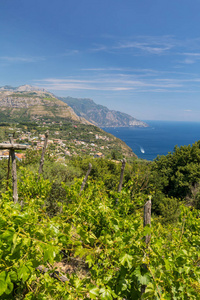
left=0, top=142, right=200, bottom=299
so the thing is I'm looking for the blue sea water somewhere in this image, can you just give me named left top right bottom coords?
left=102, top=121, right=200, bottom=161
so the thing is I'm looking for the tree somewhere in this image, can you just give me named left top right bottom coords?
left=151, top=141, right=200, bottom=201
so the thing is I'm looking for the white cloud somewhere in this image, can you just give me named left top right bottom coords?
left=34, top=72, right=186, bottom=93
left=155, top=78, right=200, bottom=83
left=179, top=52, right=200, bottom=64
left=181, top=58, right=196, bottom=64
left=90, top=45, right=107, bottom=52
left=81, top=67, right=127, bottom=71
left=33, top=56, right=200, bottom=94
left=82, top=67, right=197, bottom=77
left=88, top=36, right=200, bottom=69
left=114, top=41, right=173, bottom=54
left=0, top=56, right=45, bottom=63
left=183, top=52, right=200, bottom=57
left=61, top=50, right=79, bottom=56
left=90, top=35, right=176, bottom=55
left=34, top=78, right=134, bottom=91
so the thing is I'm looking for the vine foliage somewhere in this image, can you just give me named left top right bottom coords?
left=0, top=167, right=200, bottom=299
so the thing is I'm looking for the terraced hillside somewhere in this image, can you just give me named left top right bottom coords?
left=0, top=87, right=90, bottom=124
left=0, top=85, right=136, bottom=159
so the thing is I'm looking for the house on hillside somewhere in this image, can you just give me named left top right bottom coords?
left=0, top=150, right=9, bottom=160
left=15, top=153, right=25, bottom=161
left=94, top=152, right=103, bottom=158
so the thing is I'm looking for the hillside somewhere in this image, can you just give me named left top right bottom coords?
left=0, top=86, right=200, bottom=299
left=59, top=96, right=148, bottom=128
left=0, top=85, right=135, bottom=159
left=0, top=85, right=90, bottom=124
left=0, top=140, right=199, bottom=299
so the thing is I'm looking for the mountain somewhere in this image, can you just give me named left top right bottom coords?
left=59, top=96, right=148, bottom=128
left=0, top=85, right=90, bottom=124
left=0, top=85, right=136, bottom=158
left=0, top=84, right=47, bottom=92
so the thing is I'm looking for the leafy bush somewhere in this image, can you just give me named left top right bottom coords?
left=151, top=141, right=200, bottom=201
left=152, top=191, right=180, bottom=223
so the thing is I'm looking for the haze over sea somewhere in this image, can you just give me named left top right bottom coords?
left=103, top=121, right=200, bottom=161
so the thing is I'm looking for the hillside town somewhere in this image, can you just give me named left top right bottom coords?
left=0, top=128, right=115, bottom=161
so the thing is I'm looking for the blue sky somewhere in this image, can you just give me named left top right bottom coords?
left=1, top=0, right=200, bottom=121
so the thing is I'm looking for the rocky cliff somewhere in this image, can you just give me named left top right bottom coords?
left=59, top=96, right=148, bottom=128
left=0, top=86, right=90, bottom=124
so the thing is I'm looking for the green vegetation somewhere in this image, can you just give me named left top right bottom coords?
left=151, top=141, right=200, bottom=209
left=0, top=126, right=200, bottom=299
left=0, top=121, right=134, bottom=159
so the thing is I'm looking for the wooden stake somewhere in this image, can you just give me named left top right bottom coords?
left=79, top=163, right=92, bottom=195
left=36, top=265, right=69, bottom=282
left=117, top=158, right=126, bottom=193
left=10, top=149, right=18, bottom=203
left=115, top=158, right=126, bottom=205
left=9, top=136, right=18, bottom=204
left=141, top=196, right=152, bottom=296
left=144, top=197, right=151, bottom=245
left=38, top=130, right=49, bottom=178
left=6, top=151, right=11, bottom=191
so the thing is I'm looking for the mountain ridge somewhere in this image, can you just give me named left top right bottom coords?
left=0, top=85, right=135, bottom=158
left=0, top=84, right=48, bottom=93
left=0, top=85, right=90, bottom=125
left=59, top=96, right=148, bottom=128
left=0, top=85, right=148, bottom=128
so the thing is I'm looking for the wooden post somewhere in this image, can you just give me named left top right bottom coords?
left=79, top=163, right=92, bottom=195
left=144, top=197, right=151, bottom=245
left=0, top=144, right=27, bottom=150
left=38, top=130, right=49, bottom=178
left=115, top=158, right=126, bottom=205
left=141, top=196, right=152, bottom=296
left=0, top=139, right=27, bottom=203
left=6, top=151, right=11, bottom=191
left=117, top=158, right=126, bottom=193
left=10, top=148, right=18, bottom=203
left=36, top=265, right=69, bottom=282
left=9, top=136, right=18, bottom=203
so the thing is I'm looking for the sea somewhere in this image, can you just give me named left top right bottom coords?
left=102, top=121, right=200, bottom=161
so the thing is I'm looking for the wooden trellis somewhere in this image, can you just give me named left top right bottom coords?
left=0, top=139, right=28, bottom=203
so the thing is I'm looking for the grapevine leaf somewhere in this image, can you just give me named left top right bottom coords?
left=5, top=274, right=13, bottom=295
left=89, top=286, right=99, bottom=299
left=9, top=271, right=18, bottom=282
left=119, top=253, right=133, bottom=269
left=11, top=233, right=18, bottom=254
left=134, top=266, right=151, bottom=285
left=18, top=265, right=30, bottom=282
left=99, top=287, right=113, bottom=300
left=86, top=254, right=94, bottom=268
left=43, top=246, right=56, bottom=263
left=0, top=271, right=7, bottom=296
left=143, top=225, right=151, bottom=236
